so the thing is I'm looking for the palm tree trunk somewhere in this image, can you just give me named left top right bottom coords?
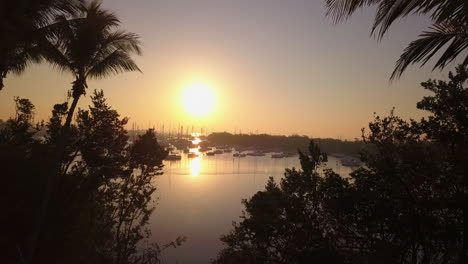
left=25, top=82, right=83, bottom=263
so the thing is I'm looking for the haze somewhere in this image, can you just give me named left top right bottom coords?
left=0, top=0, right=447, bottom=139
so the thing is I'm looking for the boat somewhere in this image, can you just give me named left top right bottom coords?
left=341, top=156, right=360, bottom=167
left=233, top=153, right=246, bottom=158
left=283, top=152, right=296, bottom=157
left=206, top=151, right=215, bottom=156
left=247, top=151, right=265, bottom=157
left=271, top=153, right=285, bottom=159
left=214, top=149, right=224, bottom=154
left=223, top=149, right=232, bottom=153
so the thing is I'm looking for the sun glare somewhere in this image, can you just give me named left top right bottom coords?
left=182, top=83, right=216, bottom=117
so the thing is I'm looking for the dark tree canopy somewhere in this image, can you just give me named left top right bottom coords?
left=213, top=65, right=468, bottom=264
left=0, top=91, right=183, bottom=264
left=0, top=0, right=82, bottom=90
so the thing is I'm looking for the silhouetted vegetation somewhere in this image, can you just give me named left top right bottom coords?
left=0, top=0, right=82, bottom=90
left=2, top=0, right=468, bottom=263
left=213, top=66, right=468, bottom=263
left=326, top=0, right=468, bottom=79
left=0, top=91, right=186, bottom=263
left=207, top=133, right=364, bottom=157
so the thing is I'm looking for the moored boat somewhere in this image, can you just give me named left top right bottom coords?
left=271, top=153, right=285, bottom=159
left=341, top=156, right=360, bottom=167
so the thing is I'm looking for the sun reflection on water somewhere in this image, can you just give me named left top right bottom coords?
left=189, top=133, right=202, bottom=176
left=190, top=156, right=201, bottom=176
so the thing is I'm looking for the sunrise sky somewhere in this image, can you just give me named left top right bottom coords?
left=0, top=0, right=454, bottom=139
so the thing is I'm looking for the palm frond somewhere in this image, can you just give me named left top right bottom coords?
left=392, top=20, right=468, bottom=79
left=105, top=31, right=142, bottom=55
left=326, top=0, right=468, bottom=77
left=86, top=49, right=141, bottom=79
left=9, top=44, right=44, bottom=75
left=325, top=0, right=381, bottom=23
left=37, top=35, right=74, bottom=74
left=0, top=0, right=83, bottom=88
left=326, top=0, right=466, bottom=38
left=372, top=0, right=421, bottom=39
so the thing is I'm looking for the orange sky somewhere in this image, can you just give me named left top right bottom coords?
left=0, top=0, right=456, bottom=139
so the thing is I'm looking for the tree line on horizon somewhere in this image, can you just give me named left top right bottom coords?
left=207, top=132, right=364, bottom=157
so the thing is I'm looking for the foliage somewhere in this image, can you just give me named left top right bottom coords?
left=325, top=0, right=468, bottom=78
left=213, top=66, right=467, bottom=263
left=26, top=3, right=143, bottom=261
left=0, top=91, right=182, bottom=264
left=0, top=0, right=82, bottom=90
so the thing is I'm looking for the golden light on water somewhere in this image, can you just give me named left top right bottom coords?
left=190, top=156, right=201, bottom=176
left=182, top=83, right=216, bottom=117
left=189, top=133, right=202, bottom=176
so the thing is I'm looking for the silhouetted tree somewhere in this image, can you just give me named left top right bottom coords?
left=416, top=65, right=468, bottom=261
left=213, top=141, right=351, bottom=264
left=325, top=0, right=468, bottom=78
left=0, top=91, right=182, bottom=264
left=29, top=1, right=142, bottom=261
left=214, top=66, right=467, bottom=264
left=0, top=0, right=82, bottom=90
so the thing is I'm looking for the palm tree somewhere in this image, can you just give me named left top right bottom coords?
left=26, top=1, right=142, bottom=262
left=0, top=0, right=81, bottom=90
left=325, top=0, right=467, bottom=78
left=41, top=0, right=142, bottom=134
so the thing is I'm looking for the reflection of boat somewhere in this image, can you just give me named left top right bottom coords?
left=341, top=156, right=360, bottom=167
left=233, top=153, right=246, bottom=157
left=271, top=153, right=285, bottom=159
left=165, top=154, right=182, bottom=161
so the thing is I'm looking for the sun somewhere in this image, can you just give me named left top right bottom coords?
left=182, top=83, right=216, bottom=117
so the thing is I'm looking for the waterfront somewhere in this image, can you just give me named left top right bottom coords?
left=151, top=151, right=355, bottom=263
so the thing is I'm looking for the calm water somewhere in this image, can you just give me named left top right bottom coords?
left=150, top=152, right=354, bottom=263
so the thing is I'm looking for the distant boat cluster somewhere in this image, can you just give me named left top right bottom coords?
left=163, top=133, right=302, bottom=161
left=162, top=133, right=362, bottom=167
